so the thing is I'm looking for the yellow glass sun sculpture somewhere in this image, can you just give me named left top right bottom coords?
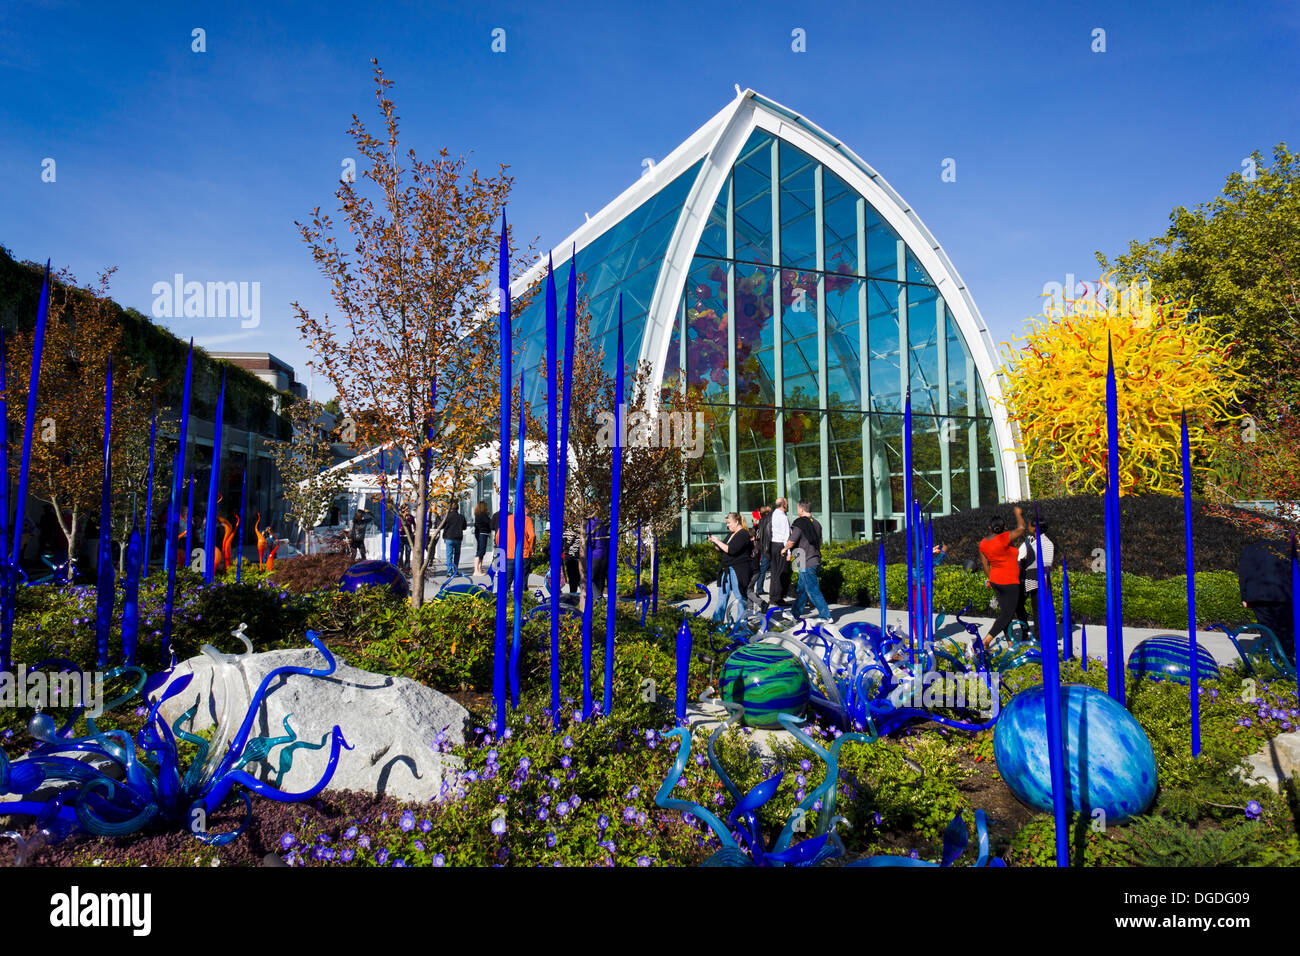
left=998, top=275, right=1245, bottom=496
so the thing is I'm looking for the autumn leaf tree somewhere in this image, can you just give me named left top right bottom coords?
left=293, top=60, right=532, bottom=606
left=8, top=268, right=157, bottom=579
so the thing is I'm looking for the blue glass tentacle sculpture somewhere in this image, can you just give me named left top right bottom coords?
left=655, top=701, right=876, bottom=866
left=846, top=809, right=1004, bottom=866
left=0, top=629, right=351, bottom=849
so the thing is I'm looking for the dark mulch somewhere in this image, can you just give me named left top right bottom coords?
left=0, top=789, right=416, bottom=868
left=841, top=495, right=1288, bottom=580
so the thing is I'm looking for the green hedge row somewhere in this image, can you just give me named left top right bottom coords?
left=814, top=558, right=1251, bottom=630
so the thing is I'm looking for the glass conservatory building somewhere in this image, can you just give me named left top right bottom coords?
left=509, top=90, right=1024, bottom=543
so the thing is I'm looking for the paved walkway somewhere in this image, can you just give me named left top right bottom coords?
left=417, top=559, right=1255, bottom=668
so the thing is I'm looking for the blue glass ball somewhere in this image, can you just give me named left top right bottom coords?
left=994, top=683, right=1157, bottom=823
left=1127, top=636, right=1220, bottom=686
left=339, top=560, right=410, bottom=599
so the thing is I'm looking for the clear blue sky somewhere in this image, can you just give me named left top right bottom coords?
left=2, top=0, right=1296, bottom=395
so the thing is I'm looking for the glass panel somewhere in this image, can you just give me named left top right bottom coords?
left=781, top=268, right=819, bottom=410
left=978, top=418, right=1001, bottom=506
left=945, top=304, right=972, bottom=414
left=867, top=280, right=903, bottom=413
left=734, top=263, right=777, bottom=407
left=733, top=132, right=774, bottom=265
left=825, top=275, right=861, bottom=410
left=947, top=413, right=975, bottom=509
left=785, top=424, right=822, bottom=513
left=685, top=256, right=729, bottom=401
left=865, top=204, right=902, bottom=278
left=822, top=170, right=859, bottom=278
left=908, top=283, right=940, bottom=415
left=906, top=248, right=936, bottom=286
left=688, top=404, right=728, bottom=515
left=696, top=175, right=729, bottom=260
left=779, top=141, right=817, bottom=269
left=827, top=408, right=864, bottom=515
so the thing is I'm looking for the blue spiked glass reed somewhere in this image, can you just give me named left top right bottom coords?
left=161, top=341, right=194, bottom=665
left=378, top=448, right=387, bottom=559
left=545, top=257, right=561, bottom=729
left=651, top=533, right=659, bottom=614
left=5, top=264, right=50, bottom=672
left=1035, top=509, right=1069, bottom=866
left=493, top=212, right=512, bottom=732
left=509, top=369, right=527, bottom=709
left=121, top=527, right=142, bottom=664
left=94, top=356, right=114, bottom=668
left=0, top=331, right=11, bottom=671
left=903, top=391, right=914, bottom=664
left=605, top=297, right=625, bottom=718
left=1181, top=409, right=1200, bottom=756
left=1104, top=339, right=1125, bottom=704
left=1291, top=537, right=1300, bottom=671
left=143, top=403, right=156, bottom=574
left=582, top=538, right=594, bottom=719
left=675, top=615, right=691, bottom=725
left=203, top=371, right=225, bottom=583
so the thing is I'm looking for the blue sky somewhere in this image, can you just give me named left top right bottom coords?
left=2, top=0, right=1296, bottom=395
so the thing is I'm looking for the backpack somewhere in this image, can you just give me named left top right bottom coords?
left=757, top=514, right=772, bottom=552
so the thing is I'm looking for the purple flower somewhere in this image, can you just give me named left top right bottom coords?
left=573, top=709, right=584, bottom=723
left=598, top=814, right=609, bottom=830
left=636, top=855, right=653, bottom=866
left=413, top=841, right=425, bottom=852
left=420, top=819, right=432, bottom=832
left=375, top=848, right=389, bottom=865
left=281, top=832, right=296, bottom=850
left=546, top=832, right=557, bottom=848
left=627, top=786, right=640, bottom=800
left=393, top=859, right=406, bottom=867
left=563, top=735, right=574, bottom=749
left=400, top=811, right=415, bottom=832
left=556, top=801, right=571, bottom=817
left=800, top=760, right=810, bottom=771
left=872, top=812, right=883, bottom=826
left=491, top=816, right=507, bottom=836
left=570, top=794, right=581, bottom=809
left=623, top=807, right=637, bottom=823
left=1245, top=801, right=1263, bottom=820
left=358, top=835, right=371, bottom=849
left=636, top=812, right=647, bottom=826
left=560, top=755, right=572, bottom=769
left=1238, top=717, right=1253, bottom=728
left=432, top=853, right=445, bottom=866
left=537, top=807, right=549, bottom=821
left=344, top=826, right=358, bottom=840
left=341, top=848, right=355, bottom=863
left=908, top=849, right=919, bottom=860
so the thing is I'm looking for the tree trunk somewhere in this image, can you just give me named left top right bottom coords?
left=410, top=458, right=428, bottom=608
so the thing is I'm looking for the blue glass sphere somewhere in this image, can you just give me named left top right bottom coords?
left=1127, top=636, right=1220, bottom=686
left=994, top=683, right=1157, bottom=823
left=339, top=560, right=410, bottom=599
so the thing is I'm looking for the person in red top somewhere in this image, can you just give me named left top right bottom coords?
left=979, top=504, right=1028, bottom=649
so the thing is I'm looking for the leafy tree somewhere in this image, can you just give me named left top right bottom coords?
left=265, top=397, right=349, bottom=549
left=8, top=269, right=156, bottom=578
left=293, top=59, right=532, bottom=606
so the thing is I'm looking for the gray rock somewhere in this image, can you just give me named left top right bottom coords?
left=153, top=646, right=470, bottom=804
left=1241, top=732, right=1300, bottom=791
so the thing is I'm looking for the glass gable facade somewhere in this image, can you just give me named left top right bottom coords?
left=511, top=102, right=1007, bottom=543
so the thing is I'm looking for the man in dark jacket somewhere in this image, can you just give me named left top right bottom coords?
left=349, top=509, right=372, bottom=561
left=1238, top=539, right=1294, bottom=661
left=784, top=500, right=831, bottom=620
left=439, top=505, right=468, bottom=578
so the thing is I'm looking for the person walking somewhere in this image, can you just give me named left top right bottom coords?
left=749, top=505, right=773, bottom=607
left=1239, top=539, right=1295, bottom=662
left=439, top=504, right=468, bottom=577
left=472, top=501, right=491, bottom=576
left=586, top=511, right=610, bottom=600
left=784, top=499, right=831, bottom=621
left=979, top=504, right=1027, bottom=650
left=397, top=504, right=414, bottom=569
left=348, top=509, right=372, bottom=561
left=494, top=504, right=536, bottom=591
left=768, top=498, right=791, bottom=608
left=562, top=523, right=583, bottom=596
left=709, top=512, right=752, bottom=623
